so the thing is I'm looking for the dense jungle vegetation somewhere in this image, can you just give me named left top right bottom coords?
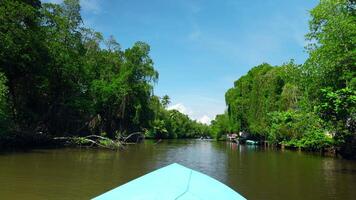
left=211, top=0, right=355, bottom=158
left=0, top=0, right=209, bottom=148
left=0, top=0, right=355, bottom=159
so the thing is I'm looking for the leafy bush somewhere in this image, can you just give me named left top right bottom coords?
left=282, top=130, right=333, bottom=151
left=268, top=110, right=333, bottom=150
left=316, top=87, right=356, bottom=157
left=268, top=111, right=321, bottom=143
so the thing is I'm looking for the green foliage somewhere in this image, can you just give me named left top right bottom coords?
left=317, top=87, right=356, bottom=125
left=316, top=87, right=356, bottom=157
left=98, top=139, right=111, bottom=147
left=0, top=73, right=8, bottom=116
left=305, top=0, right=356, bottom=158
left=146, top=96, right=211, bottom=139
left=0, top=0, right=354, bottom=157
left=0, top=73, right=9, bottom=134
left=225, top=62, right=302, bottom=136
left=72, top=136, right=91, bottom=145
left=210, top=113, right=233, bottom=140
left=305, top=0, right=355, bottom=91
left=268, top=111, right=321, bottom=143
left=282, top=130, right=333, bottom=151
left=0, top=0, right=164, bottom=142
left=268, top=110, right=333, bottom=151
left=217, top=0, right=355, bottom=158
left=0, top=0, right=48, bottom=131
left=146, top=119, right=169, bottom=139
left=161, top=95, right=170, bottom=108
left=87, top=40, right=158, bottom=137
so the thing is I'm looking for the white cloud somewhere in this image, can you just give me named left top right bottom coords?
left=167, top=103, right=213, bottom=125
left=167, top=103, right=193, bottom=116
left=197, top=115, right=211, bottom=125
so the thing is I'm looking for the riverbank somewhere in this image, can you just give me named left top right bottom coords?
left=0, top=134, right=138, bottom=151
left=0, top=133, right=345, bottom=160
left=224, top=137, right=340, bottom=158
left=0, top=132, right=58, bottom=150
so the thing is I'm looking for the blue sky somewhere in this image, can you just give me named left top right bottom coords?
left=44, top=0, right=318, bottom=124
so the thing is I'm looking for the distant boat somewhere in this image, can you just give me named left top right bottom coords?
left=93, top=163, right=246, bottom=200
left=246, top=140, right=258, bottom=145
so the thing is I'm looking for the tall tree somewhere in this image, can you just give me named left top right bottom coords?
left=161, top=95, right=170, bottom=108
left=0, top=0, right=47, bottom=132
left=305, top=0, right=356, bottom=158
left=305, top=0, right=355, bottom=91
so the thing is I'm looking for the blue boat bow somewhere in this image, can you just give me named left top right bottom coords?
left=93, top=163, right=246, bottom=200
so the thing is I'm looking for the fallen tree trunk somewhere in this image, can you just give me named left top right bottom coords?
left=123, top=132, right=145, bottom=143
left=53, top=132, right=145, bottom=150
left=54, top=135, right=124, bottom=150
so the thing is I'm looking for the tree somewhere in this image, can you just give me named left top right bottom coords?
left=0, top=73, right=9, bottom=134
left=40, top=0, right=88, bottom=135
left=305, top=0, right=355, bottom=90
left=224, top=62, right=302, bottom=138
left=210, top=113, right=233, bottom=140
left=0, top=0, right=167, bottom=143
left=161, top=95, right=170, bottom=108
left=0, top=0, right=47, bottom=132
left=305, top=0, right=356, bottom=157
left=317, top=88, right=356, bottom=158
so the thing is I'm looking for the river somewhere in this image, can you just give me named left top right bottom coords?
left=0, top=140, right=355, bottom=200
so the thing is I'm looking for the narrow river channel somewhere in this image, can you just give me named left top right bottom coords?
left=0, top=140, right=355, bottom=200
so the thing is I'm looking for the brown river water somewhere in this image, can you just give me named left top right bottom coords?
left=0, top=140, right=355, bottom=200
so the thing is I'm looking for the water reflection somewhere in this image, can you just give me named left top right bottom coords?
left=0, top=140, right=355, bottom=200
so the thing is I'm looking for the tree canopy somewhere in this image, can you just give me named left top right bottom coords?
left=213, top=0, right=355, bottom=158
left=0, top=0, right=209, bottom=147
